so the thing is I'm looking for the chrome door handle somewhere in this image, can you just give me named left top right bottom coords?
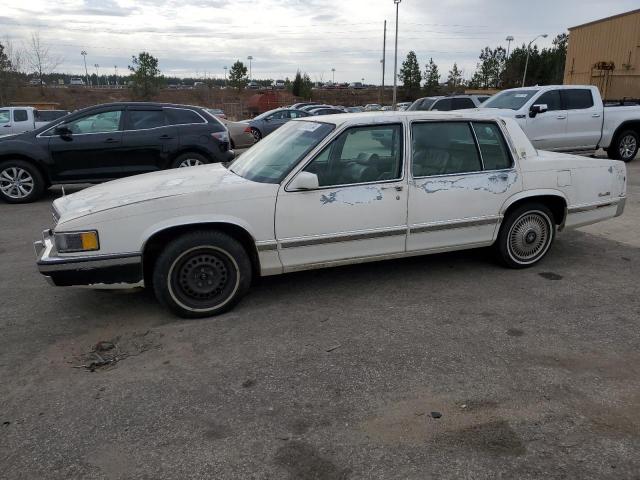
left=380, top=185, right=403, bottom=191
left=592, top=113, right=601, bottom=117
left=556, top=115, right=567, bottom=119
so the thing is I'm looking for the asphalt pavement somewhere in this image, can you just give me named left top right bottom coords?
left=1, top=158, right=639, bottom=479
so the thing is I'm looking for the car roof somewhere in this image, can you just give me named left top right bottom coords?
left=293, top=110, right=511, bottom=127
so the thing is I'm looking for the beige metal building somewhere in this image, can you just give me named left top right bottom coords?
left=564, top=8, right=640, bottom=100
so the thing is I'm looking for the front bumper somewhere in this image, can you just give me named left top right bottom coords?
left=34, top=230, right=143, bottom=287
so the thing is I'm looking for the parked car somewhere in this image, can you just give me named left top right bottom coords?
left=0, top=102, right=233, bottom=203
left=247, top=82, right=260, bottom=90
left=272, top=80, right=286, bottom=89
left=69, top=77, right=85, bottom=86
left=0, top=107, right=59, bottom=136
left=345, top=106, right=364, bottom=113
left=381, top=106, right=393, bottom=111
left=34, top=111, right=626, bottom=318
left=28, top=79, right=45, bottom=86
left=219, top=118, right=255, bottom=150
left=407, top=95, right=487, bottom=112
left=290, top=102, right=319, bottom=109
left=246, top=108, right=310, bottom=141
left=349, top=82, right=365, bottom=90
left=299, top=104, right=331, bottom=112
left=308, top=107, right=345, bottom=116
left=206, top=108, right=226, bottom=119
left=397, top=102, right=412, bottom=111
left=476, top=85, right=640, bottom=161
left=364, top=104, right=382, bottom=111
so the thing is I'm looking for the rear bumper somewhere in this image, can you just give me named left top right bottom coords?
left=34, top=230, right=143, bottom=287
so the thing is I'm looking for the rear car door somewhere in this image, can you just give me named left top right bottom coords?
left=276, top=123, right=408, bottom=270
left=46, top=108, right=125, bottom=181
left=524, top=89, right=568, bottom=150
left=562, top=88, right=602, bottom=150
left=120, top=107, right=179, bottom=175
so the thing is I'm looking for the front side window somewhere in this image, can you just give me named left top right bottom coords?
left=303, top=124, right=403, bottom=187
left=65, top=110, right=122, bottom=134
left=165, top=108, right=205, bottom=125
left=412, top=122, right=482, bottom=176
left=290, top=111, right=308, bottom=119
left=562, top=89, right=594, bottom=110
left=0, top=110, right=9, bottom=124
left=432, top=99, right=453, bottom=111
left=471, top=122, right=512, bottom=170
left=482, top=89, right=538, bottom=110
left=536, top=90, right=562, bottom=111
left=268, top=111, right=288, bottom=120
left=128, top=110, right=165, bottom=130
left=13, top=110, right=28, bottom=122
left=230, top=121, right=334, bottom=184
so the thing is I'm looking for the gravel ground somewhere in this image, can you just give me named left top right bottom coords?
left=1, top=159, right=639, bottom=480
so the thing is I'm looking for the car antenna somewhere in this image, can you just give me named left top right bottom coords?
left=61, top=186, right=66, bottom=197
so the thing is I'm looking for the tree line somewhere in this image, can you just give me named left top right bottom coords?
left=398, top=33, right=568, bottom=100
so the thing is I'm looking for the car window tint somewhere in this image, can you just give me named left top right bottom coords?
left=0, top=110, right=9, bottom=124
left=165, top=108, right=204, bottom=125
left=412, top=122, right=482, bottom=176
left=536, top=90, right=562, bottom=111
left=13, top=110, right=28, bottom=122
left=65, top=110, right=122, bottom=134
left=128, top=110, right=165, bottom=130
left=304, top=124, right=403, bottom=187
left=471, top=122, right=512, bottom=170
left=432, top=98, right=453, bottom=111
left=562, top=89, right=594, bottom=110
left=452, top=98, right=475, bottom=109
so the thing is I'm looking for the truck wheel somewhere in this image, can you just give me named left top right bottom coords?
left=608, top=130, right=638, bottom=162
left=495, top=203, right=555, bottom=269
left=171, top=152, right=208, bottom=168
left=152, top=230, right=252, bottom=318
left=0, top=160, right=46, bottom=204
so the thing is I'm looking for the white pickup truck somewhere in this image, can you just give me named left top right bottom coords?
left=0, top=107, right=69, bottom=136
left=477, top=85, right=640, bottom=162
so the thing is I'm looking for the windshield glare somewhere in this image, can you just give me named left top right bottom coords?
left=482, top=90, right=537, bottom=110
left=229, top=121, right=334, bottom=183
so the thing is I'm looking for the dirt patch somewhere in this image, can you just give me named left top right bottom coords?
left=274, top=441, right=350, bottom=480
left=437, top=420, right=526, bottom=456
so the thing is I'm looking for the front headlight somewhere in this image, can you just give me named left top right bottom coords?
left=54, top=231, right=100, bottom=253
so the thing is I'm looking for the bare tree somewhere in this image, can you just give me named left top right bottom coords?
left=24, top=32, right=62, bottom=88
left=0, top=37, right=22, bottom=104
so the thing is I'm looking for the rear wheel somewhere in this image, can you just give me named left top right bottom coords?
left=171, top=152, right=208, bottom=168
left=608, top=130, right=638, bottom=162
left=152, top=231, right=252, bottom=318
left=251, top=128, right=262, bottom=142
left=0, top=160, right=46, bottom=204
left=495, top=203, right=555, bottom=268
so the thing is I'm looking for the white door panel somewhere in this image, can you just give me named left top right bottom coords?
left=525, top=111, right=568, bottom=150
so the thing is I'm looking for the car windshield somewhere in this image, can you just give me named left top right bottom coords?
left=229, top=120, right=334, bottom=184
left=482, top=90, right=538, bottom=110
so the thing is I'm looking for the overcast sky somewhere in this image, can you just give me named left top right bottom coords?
left=2, top=0, right=638, bottom=83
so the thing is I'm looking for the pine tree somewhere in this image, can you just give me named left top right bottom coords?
left=399, top=51, right=422, bottom=99
left=423, top=58, right=440, bottom=95
left=228, top=60, right=248, bottom=91
left=447, top=63, right=463, bottom=90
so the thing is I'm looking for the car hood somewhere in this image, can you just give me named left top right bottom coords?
left=54, top=163, right=250, bottom=222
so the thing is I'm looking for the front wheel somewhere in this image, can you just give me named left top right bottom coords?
left=608, top=130, right=638, bottom=162
left=152, top=231, right=252, bottom=318
left=495, top=203, right=555, bottom=269
left=0, top=160, right=46, bottom=204
left=250, top=128, right=262, bottom=142
left=171, top=152, right=208, bottom=169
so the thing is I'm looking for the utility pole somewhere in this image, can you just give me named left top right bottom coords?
left=331, top=68, right=335, bottom=84
left=114, top=65, right=118, bottom=86
left=381, top=20, right=386, bottom=105
left=392, top=0, right=401, bottom=110
left=247, top=56, right=253, bottom=81
left=81, top=51, right=89, bottom=86
left=94, top=64, right=100, bottom=87
left=224, top=66, right=228, bottom=87
left=522, top=34, right=548, bottom=87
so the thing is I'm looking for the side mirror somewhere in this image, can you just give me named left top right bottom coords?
left=529, top=104, right=548, bottom=118
left=54, top=125, right=72, bottom=136
left=289, top=171, right=319, bottom=191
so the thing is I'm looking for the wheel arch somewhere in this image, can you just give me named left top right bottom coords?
left=169, top=147, right=215, bottom=165
left=141, top=221, right=261, bottom=287
left=0, top=153, right=51, bottom=184
left=609, top=121, right=640, bottom=152
left=500, top=190, right=568, bottom=228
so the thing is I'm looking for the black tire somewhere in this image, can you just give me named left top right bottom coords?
left=607, top=130, right=638, bottom=162
left=250, top=127, right=262, bottom=142
left=170, top=152, right=209, bottom=169
left=152, top=230, right=252, bottom=318
left=0, top=159, right=46, bottom=204
left=495, top=203, right=555, bottom=269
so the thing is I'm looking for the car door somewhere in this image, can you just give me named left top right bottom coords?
left=46, top=108, right=125, bottom=181
left=11, top=109, right=33, bottom=134
left=561, top=88, right=602, bottom=150
left=408, top=120, right=521, bottom=251
left=524, top=89, right=568, bottom=150
left=275, top=123, right=408, bottom=270
left=120, top=107, right=179, bottom=175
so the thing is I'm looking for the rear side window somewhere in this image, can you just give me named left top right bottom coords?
left=536, top=90, right=562, bottom=111
left=471, top=122, right=512, bottom=170
left=0, top=110, right=9, bottom=124
left=165, top=108, right=205, bottom=125
left=13, top=110, right=28, bottom=122
left=432, top=99, right=453, bottom=111
left=562, top=89, right=594, bottom=110
left=412, top=122, right=482, bottom=176
left=452, top=98, right=475, bottom=110
left=128, top=110, right=165, bottom=130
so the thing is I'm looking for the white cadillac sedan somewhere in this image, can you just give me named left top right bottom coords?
left=35, top=111, right=627, bottom=318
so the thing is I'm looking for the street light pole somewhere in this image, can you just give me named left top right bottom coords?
left=81, top=51, right=89, bottom=86
left=224, top=66, right=228, bottom=87
left=247, top=56, right=253, bottom=81
left=505, top=35, right=514, bottom=58
left=381, top=19, right=386, bottom=105
left=114, top=65, right=118, bottom=86
left=392, top=0, right=401, bottom=110
left=94, top=64, right=100, bottom=87
left=522, top=34, right=547, bottom=87
left=331, top=68, right=335, bottom=84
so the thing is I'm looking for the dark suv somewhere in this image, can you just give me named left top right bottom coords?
left=0, top=102, right=233, bottom=203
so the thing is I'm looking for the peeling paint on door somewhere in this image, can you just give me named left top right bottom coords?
left=416, top=172, right=518, bottom=195
left=320, top=186, right=384, bottom=206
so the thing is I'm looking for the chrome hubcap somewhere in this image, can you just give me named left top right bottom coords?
left=508, top=212, right=551, bottom=263
left=619, top=135, right=637, bottom=159
left=179, top=158, right=204, bottom=168
left=0, top=167, right=34, bottom=199
left=251, top=129, right=261, bottom=141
